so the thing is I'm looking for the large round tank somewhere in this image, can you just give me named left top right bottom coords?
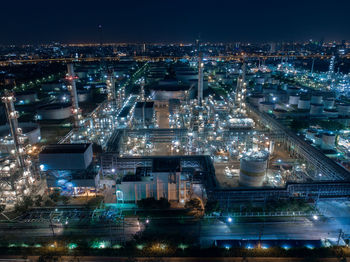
left=239, top=151, right=269, bottom=187
left=15, top=91, right=37, bottom=104
left=0, top=122, right=41, bottom=153
left=37, top=103, right=72, bottom=120
left=324, top=98, right=335, bottom=109
left=249, top=95, right=265, bottom=107
left=288, top=95, right=300, bottom=105
left=323, top=108, right=338, bottom=118
left=256, top=77, right=265, bottom=85
left=310, top=103, right=324, bottom=115
left=273, top=108, right=287, bottom=118
left=77, top=90, right=91, bottom=103
left=311, top=95, right=323, bottom=104
left=259, top=102, right=275, bottom=113
left=337, top=103, right=350, bottom=117
left=286, top=86, right=300, bottom=94
left=321, top=133, right=336, bottom=150
left=314, top=134, right=322, bottom=146
left=306, top=129, right=317, bottom=140
left=298, top=99, right=311, bottom=110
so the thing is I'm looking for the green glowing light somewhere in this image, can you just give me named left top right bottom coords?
left=136, top=244, right=144, bottom=250
left=178, top=244, right=188, bottom=250
left=68, top=243, right=78, bottom=249
left=91, top=241, right=109, bottom=249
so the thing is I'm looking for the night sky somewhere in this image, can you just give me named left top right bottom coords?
left=1, top=0, right=350, bottom=44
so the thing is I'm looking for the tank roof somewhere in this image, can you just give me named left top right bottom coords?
left=241, top=150, right=269, bottom=162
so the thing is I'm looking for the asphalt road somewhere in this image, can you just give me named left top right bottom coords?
left=0, top=256, right=348, bottom=262
left=0, top=212, right=348, bottom=246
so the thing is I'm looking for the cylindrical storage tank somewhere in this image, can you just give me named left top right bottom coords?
left=314, top=134, right=322, bottom=146
left=289, top=95, right=300, bottom=105
left=19, top=122, right=41, bottom=144
left=256, top=77, right=265, bottom=85
left=77, top=90, right=91, bottom=103
left=37, top=103, right=72, bottom=120
left=259, top=102, right=275, bottom=113
left=310, top=103, right=324, bottom=115
left=321, top=133, right=336, bottom=150
left=239, top=151, right=269, bottom=187
left=15, top=91, right=38, bottom=104
left=306, top=129, right=317, bottom=140
left=323, top=108, right=338, bottom=118
left=273, top=108, right=286, bottom=118
left=337, top=103, right=350, bottom=117
left=262, top=87, right=276, bottom=94
left=249, top=95, right=265, bottom=107
left=311, top=95, right=323, bottom=104
left=0, top=123, right=41, bottom=153
left=298, top=98, right=311, bottom=110
left=324, top=98, right=335, bottom=109
left=286, top=87, right=300, bottom=94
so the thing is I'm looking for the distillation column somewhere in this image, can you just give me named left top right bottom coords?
left=197, top=53, right=204, bottom=107
left=107, top=70, right=116, bottom=103
left=66, top=63, right=81, bottom=129
left=2, top=91, right=25, bottom=168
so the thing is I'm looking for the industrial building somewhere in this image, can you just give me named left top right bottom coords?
left=40, top=143, right=97, bottom=195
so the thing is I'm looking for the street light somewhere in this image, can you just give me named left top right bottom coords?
left=227, top=217, right=232, bottom=223
left=313, top=215, right=319, bottom=221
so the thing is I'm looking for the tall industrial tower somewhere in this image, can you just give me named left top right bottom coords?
left=140, top=78, right=145, bottom=101
left=66, top=64, right=81, bottom=129
left=197, top=53, right=204, bottom=106
left=235, top=58, right=247, bottom=113
left=106, top=70, right=116, bottom=104
left=328, top=56, right=336, bottom=76
left=2, top=91, right=25, bottom=168
left=1, top=90, right=34, bottom=198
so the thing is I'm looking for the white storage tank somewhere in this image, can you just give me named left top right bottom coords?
left=288, top=95, right=300, bottom=105
left=324, top=98, right=335, bottom=109
left=0, top=122, right=41, bottom=153
left=77, top=90, right=91, bottom=103
left=310, top=103, right=324, bottom=115
left=321, top=132, right=336, bottom=150
left=337, top=103, right=350, bottom=117
left=256, top=77, right=265, bottom=85
left=311, top=95, right=323, bottom=104
left=259, top=102, right=275, bottom=113
left=314, top=134, right=322, bottom=146
left=286, top=86, right=300, bottom=94
left=15, top=91, right=37, bottom=104
left=239, top=150, right=269, bottom=187
left=298, top=98, right=311, bottom=110
left=37, top=103, right=72, bottom=120
left=249, top=95, right=265, bottom=107
left=323, top=108, right=338, bottom=118
left=306, top=129, right=317, bottom=140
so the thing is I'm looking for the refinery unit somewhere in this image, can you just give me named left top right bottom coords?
left=1, top=50, right=350, bottom=210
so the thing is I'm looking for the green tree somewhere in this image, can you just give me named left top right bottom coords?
left=34, top=195, right=43, bottom=207
left=205, top=200, right=220, bottom=214
left=185, top=198, right=204, bottom=217
left=290, top=119, right=309, bottom=131
left=49, top=189, right=61, bottom=202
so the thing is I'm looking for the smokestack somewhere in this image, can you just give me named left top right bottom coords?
left=2, top=91, right=25, bottom=168
left=198, top=53, right=204, bottom=106
left=106, top=70, right=116, bottom=103
left=66, top=64, right=81, bottom=129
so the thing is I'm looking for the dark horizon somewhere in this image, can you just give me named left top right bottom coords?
left=1, top=0, right=350, bottom=44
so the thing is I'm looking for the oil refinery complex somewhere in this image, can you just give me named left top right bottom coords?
left=0, top=43, right=350, bottom=208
